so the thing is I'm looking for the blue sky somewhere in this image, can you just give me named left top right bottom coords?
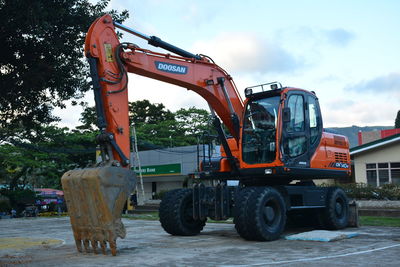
left=55, top=0, right=400, bottom=127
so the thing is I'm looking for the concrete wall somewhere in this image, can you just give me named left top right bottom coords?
left=353, top=142, right=400, bottom=184
left=137, top=181, right=183, bottom=200
left=158, top=181, right=182, bottom=192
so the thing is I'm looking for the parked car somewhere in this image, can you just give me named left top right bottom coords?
left=22, top=206, right=39, bottom=217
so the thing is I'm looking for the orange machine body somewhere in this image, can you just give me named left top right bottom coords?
left=85, top=14, right=350, bottom=183
left=218, top=86, right=351, bottom=181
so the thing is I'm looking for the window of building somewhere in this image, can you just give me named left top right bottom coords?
left=365, top=162, right=400, bottom=186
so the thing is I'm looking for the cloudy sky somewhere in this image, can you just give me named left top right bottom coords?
left=55, top=0, right=400, bottom=128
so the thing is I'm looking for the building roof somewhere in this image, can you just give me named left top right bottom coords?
left=34, top=188, right=64, bottom=196
left=350, top=133, right=400, bottom=156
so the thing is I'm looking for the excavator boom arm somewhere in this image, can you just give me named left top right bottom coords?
left=84, top=15, right=243, bottom=165
left=62, top=14, right=244, bottom=256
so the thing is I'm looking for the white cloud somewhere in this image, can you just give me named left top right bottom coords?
left=279, top=27, right=355, bottom=48
left=322, top=97, right=398, bottom=127
left=323, top=28, right=355, bottom=47
left=192, top=32, right=302, bottom=74
left=52, top=96, right=94, bottom=129
left=347, top=72, right=400, bottom=93
left=127, top=74, right=210, bottom=112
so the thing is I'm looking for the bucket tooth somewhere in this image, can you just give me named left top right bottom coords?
left=61, top=166, right=136, bottom=256
left=83, top=239, right=90, bottom=252
left=75, top=239, right=83, bottom=253
left=100, top=241, right=107, bottom=255
left=110, top=240, right=117, bottom=256
left=91, top=239, right=98, bottom=254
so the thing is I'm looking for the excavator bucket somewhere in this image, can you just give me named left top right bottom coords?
left=61, top=166, right=136, bottom=256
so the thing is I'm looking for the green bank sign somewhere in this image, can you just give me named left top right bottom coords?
left=133, top=163, right=181, bottom=176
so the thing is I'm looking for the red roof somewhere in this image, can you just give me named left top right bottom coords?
left=34, top=188, right=64, bottom=196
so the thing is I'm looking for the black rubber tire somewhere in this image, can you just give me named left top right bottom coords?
left=234, top=187, right=258, bottom=240
left=247, top=187, right=287, bottom=241
left=159, top=188, right=206, bottom=236
left=321, top=187, right=349, bottom=230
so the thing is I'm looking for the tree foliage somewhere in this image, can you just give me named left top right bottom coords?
left=77, top=100, right=212, bottom=149
left=395, top=110, right=400, bottom=129
left=0, top=99, right=212, bottom=195
left=0, top=126, right=96, bottom=191
left=0, top=0, right=128, bottom=140
left=76, top=106, right=98, bottom=131
left=175, top=107, right=211, bottom=142
left=129, top=100, right=175, bottom=125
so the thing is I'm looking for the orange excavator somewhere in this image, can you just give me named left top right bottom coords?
left=61, top=14, right=352, bottom=256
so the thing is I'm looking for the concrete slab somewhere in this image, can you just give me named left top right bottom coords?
left=285, top=230, right=359, bottom=242
left=0, top=217, right=399, bottom=266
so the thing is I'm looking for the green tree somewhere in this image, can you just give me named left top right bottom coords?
left=175, top=107, right=210, bottom=138
left=0, top=126, right=96, bottom=191
left=129, top=100, right=178, bottom=149
left=76, top=100, right=212, bottom=149
left=76, top=106, right=98, bottom=131
left=129, top=100, right=175, bottom=126
left=0, top=0, right=128, bottom=141
left=76, top=100, right=175, bottom=130
left=395, top=110, right=400, bottom=129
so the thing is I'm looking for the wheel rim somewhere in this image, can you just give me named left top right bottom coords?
left=262, top=199, right=281, bottom=227
left=182, top=197, right=195, bottom=223
left=335, top=197, right=345, bottom=218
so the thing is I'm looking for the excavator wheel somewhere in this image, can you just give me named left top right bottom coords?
left=234, top=186, right=258, bottom=240
left=61, top=166, right=136, bottom=256
left=320, top=187, right=349, bottom=230
left=159, top=188, right=206, bottom=236
left=240, top=186, right=286, bottom=241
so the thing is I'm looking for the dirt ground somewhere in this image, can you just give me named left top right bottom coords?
left=0, top=217, right=399, bottom=266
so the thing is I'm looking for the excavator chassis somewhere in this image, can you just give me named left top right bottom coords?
left=160, top=183, right=358, bottom=241
left=61, top=166, right=135, bottom=256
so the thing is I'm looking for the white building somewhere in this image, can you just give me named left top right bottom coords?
left=350, top=133, right=400, bottom=186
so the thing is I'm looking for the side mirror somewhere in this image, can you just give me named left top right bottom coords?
left=282, top=107, right=291, bottom=123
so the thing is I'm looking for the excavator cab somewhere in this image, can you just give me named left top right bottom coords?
left=207, top=82, right=350, bottom=182
left=242, top=83, right=324, bottom=169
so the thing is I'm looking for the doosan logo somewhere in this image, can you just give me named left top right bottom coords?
left=155, top=61, right=188, bottom=74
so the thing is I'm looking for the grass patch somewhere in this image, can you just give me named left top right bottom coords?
left=360, top=216, right=400, bottom=227
left=123, top=213, right=400, bottom=228
left=39, top=212, right=68, bottom=217
left=123, top=212, right=234, bottom=223
left=207, top=218, right=233, bottom=224
left=123, top=212, right=159, bottom=221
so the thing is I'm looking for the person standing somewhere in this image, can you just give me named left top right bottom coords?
left=11, top=208, right=16, bottom=218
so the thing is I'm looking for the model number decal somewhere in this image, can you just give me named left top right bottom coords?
left=329, top=162, right=349, bottom=169
left=155, top=61, right=188, bottom=74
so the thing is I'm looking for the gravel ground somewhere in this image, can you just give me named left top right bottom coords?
left=0, top=217, right=399, bottom=266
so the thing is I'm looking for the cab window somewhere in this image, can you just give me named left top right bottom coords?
left=242, top=96, right=280, bottom=164
left=286, top=95, right=306, bottom=157
left=308, top=96, right=320, bottom=144
left=287, top=95, right=305, bottom=132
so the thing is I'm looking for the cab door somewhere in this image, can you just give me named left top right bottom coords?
left=282, top=91, right=323, bottom=168
left=306, top=93, right=323, bottom=160
left=282, top=91, right=309, bottom=168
